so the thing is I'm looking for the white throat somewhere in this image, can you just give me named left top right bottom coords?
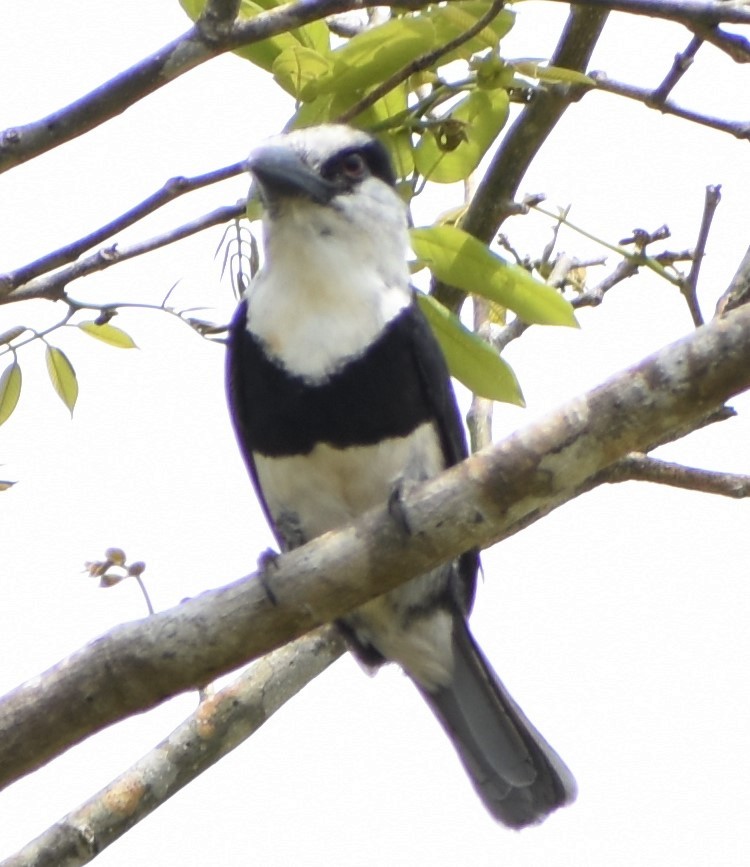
left=245, top=191, right=411, bottom=381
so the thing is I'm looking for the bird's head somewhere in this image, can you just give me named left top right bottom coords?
left=247, top=125, right=408, bottom=258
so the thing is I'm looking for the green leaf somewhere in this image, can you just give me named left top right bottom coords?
left=78, top=321, right=137, bottom=349
left=425, top=2, right=515, bottom=63
left=375, top=84, right=414, bottom=180
left=45, top=346, right=78, bottom=415
left=411, top=225, right=578, bottom=327
left=417, top=294, right=524, bottom=406
left=317, top=17, right=435, bottom=96
left=0, top=361, right=22, bottom=426
left=287, top=92, right=336, bottom=128
left=272, top=46, right=332, bottom=99
left=414, top=88, right=510, bottom=184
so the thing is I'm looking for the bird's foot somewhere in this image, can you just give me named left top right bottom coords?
left=256, top=547, right=281, bottom=606
left=388, top=479, right=418, bottom=537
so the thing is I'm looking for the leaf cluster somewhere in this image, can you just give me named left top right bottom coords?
left=0, top=320, right=136, bottom=427
left=180, top=0, right=580, bottom=404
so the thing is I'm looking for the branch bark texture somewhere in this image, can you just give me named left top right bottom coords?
left=2, top=303, right=750, bottom=793
left=2, top=628, right=344, bottom=867
left=0, top=0, right=356, bottom=173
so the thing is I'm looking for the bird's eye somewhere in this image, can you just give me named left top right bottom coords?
left=339, top=151, right=367, bottom=179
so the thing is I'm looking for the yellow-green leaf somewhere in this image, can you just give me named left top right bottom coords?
left=78, top=321, right=137, bottom=349
left=0, top=361, right=22, bottom=426
left=417, top=294, right=524, bottom=406
left=272, top=46, right=332, bottom=99
left=425, top=2, right=515, bottom=63
left=317, top=17, right=435, bottom=96
left=414, top=88, right=510, bottom=184
left=411, top=225, right=578, bottom=327
left=45, top=346, right=78, bottom=415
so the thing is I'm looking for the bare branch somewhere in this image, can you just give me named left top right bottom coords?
left=0, top=162, right=249, bottom=302
left=3, top=203, right=246, bottom=305
left=681, top=184, right=722, bottom=326
left=2, top=300, right=750, bottom=793
left=651, top=34, right=703, bottom=103
left=542, top=0, right=750, bottom=26
left=492, top=256, right=637, bottom=352
left=492, top=225, right=689, bottom=353
left=3, top=628, right=344, bottom=867
left=589, top=71, right=750, bottom=140
left=602, top=453, right=750, bottom=497
left=0, top=0, right=380, bottom=173
left=1, top=0, right=747, bottom=178
left=466, top=296, right=495, bottom=451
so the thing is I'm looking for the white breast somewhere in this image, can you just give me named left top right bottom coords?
left=245, top=180, right=412, bottom=381
left=253, top=421, right=444, bottom=541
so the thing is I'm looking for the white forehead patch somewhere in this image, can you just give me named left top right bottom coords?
left=253, top=125, right=374, bottom=168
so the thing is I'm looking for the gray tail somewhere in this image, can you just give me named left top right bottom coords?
left=417, top=616, right=576, bottom=829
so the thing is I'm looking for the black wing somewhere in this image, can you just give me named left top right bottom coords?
left=404, top=295, right=480, bottom=615
left=225, top=299, right=281, bottom=544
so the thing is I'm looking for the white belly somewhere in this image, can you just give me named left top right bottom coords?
left=253, top=421, right=445, bottom=540
left=253, top=420, right=456, bottom=689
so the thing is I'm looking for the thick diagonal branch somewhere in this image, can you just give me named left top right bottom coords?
left=1, top=301, right=750, bottom=793
left=3, top=628, right=344, bottom=867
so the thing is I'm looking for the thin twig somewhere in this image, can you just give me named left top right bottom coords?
left=650, top=35, right=703, bottom=104
left=534, top=206, right=682, bottom=285
left=336, top=0, right=506, bottom=124
left=467, top=296, right=495, bottom=451
left=681, top=184, right=722, bottom=327
left=492, top=239, right=694, bottom=353
left=543, top=0, right=750, bottom=26
left=589, top=72, right=750, bottom=140
left=493, top=258, right=636, bottom=352
left=0, top=162, right=249, bottom=301
left=602, top=453, right=750, bottom=498
left=3, top=203, right=246, bottom=305
left=133, top=575, right=155, bottom=616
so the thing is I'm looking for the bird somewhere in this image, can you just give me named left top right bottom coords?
left=225, top=124, right=576, bottom=828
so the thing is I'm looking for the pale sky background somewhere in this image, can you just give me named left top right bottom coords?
left=1, top=2, right=749, bottom=865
